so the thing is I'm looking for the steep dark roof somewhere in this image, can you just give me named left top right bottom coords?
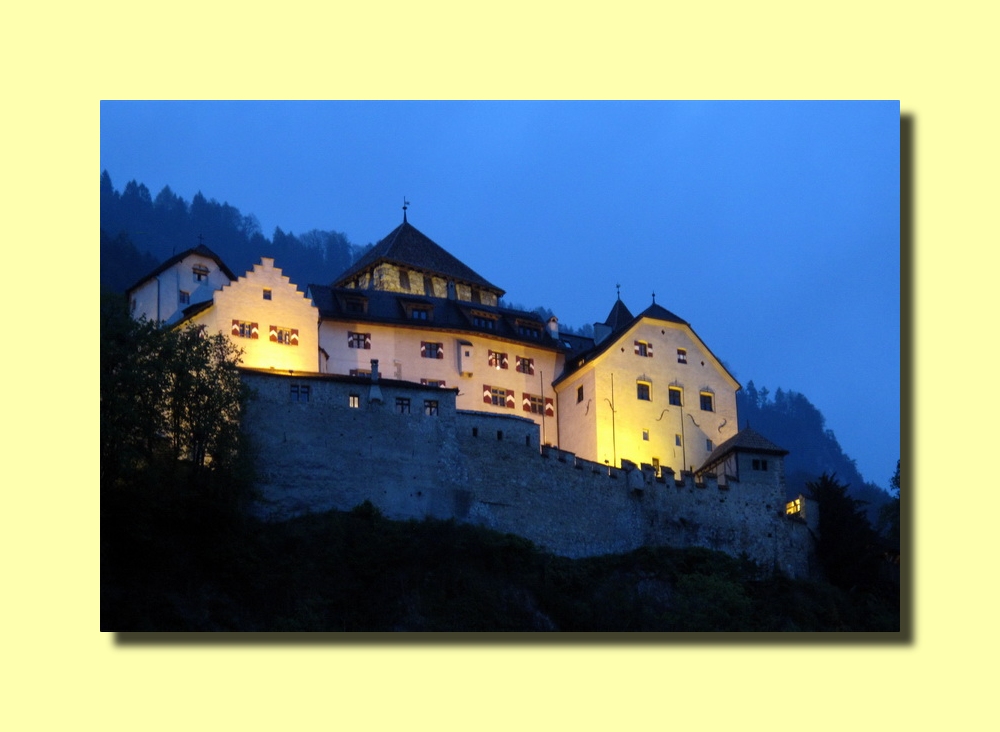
left=125, top=244, right=238, bottom=294
left=698, top=427, right=789, bottom=475
left=603, top=298, right=634, bottom=331
left=333, top=220, right=503, bottom=295
left=308, top=285, right=567, bottom=352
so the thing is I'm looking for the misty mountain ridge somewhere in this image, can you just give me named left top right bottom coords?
left=100, top=171, right=893, bottom=515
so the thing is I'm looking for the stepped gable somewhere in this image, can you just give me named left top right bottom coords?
left=125, top=243, right=237, bottom=294
left=698, top=427, right=789, bottom=475
left=333, top=220, right=503, bottom=295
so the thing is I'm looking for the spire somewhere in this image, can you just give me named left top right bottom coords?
left=616, top=282, right=621, bottom=300
left=403, top=197, right=409, bottom=223
left=652, top=291, right=656, bottom=304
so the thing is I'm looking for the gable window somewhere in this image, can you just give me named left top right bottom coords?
left=752, top=459, right=769, bottom=471
left=421, top=342, right=443, bottom=359
left=677, top=348, right=687, bottom=364
left=577, top=386, right=584, bottom=403
left=637, top=382, right=651, bottom=401
left=349, top=394, right=360, bottom=408
left=179, top=290, right=190, bottom=305
left=399, top=270, right=411, bottom=291
left=290, top=384, right=310, bottom=403
left=634, top=340, right=652, bottom=357
left=263, top=288, right=272, bottom=300
left=270, top=325, right=299, bottom=346
left=700, top=392, right=714, bottom=412
left=706, top=439, right=714, bottom=452
left=192, top=264, right=209, bottom=281
left=348, top=332, right=371, bottom=349
left=642, top=429, right=650, bottom=441
left=488, top=350, right=508, bottom=370
left=424, top=400, right=439, bottom=416
left=232, top=320, right=259, bottom=339
left=516, top=356, right=535, bottom=375
left=675, top=434, right=682, bottom=447
left=668, top=387, right=683, bottom=406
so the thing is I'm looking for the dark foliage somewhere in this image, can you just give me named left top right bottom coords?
left=100, top=171, right=367, bottom=293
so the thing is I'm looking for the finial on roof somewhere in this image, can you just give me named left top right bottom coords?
left=652, top=291, right=656, bottom=304
left=616, top=283, right=621, bottom=300
left=403, top=197, right=409, bottom=223
left=198, top=233, right=204, bottom=246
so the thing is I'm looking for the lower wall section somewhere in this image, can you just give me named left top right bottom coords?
left=243, top=372, right=816, bottom=578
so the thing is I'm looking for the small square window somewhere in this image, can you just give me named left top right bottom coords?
left=424, top=400, right=439, bottom=416
left=706, top=439, right=713, bottom=452
left=577, top=386, right=584, bottom=403
left=637, top=382, right=651, bottom=401
left=179, top=290, right=190, bottom=305
left=349, top=394, right=360, bottom=408
left=642, top=429, right=649, bottom=441
left=677, top=349, right=687, bottom=364
left=675, top=434, right=682, bottom=447
left=290, top=384, right=310, bottom=402
left=263, top=288, right=272, bottom=300
left=193, top=264, right=209, bottom=281
left=669, top=387, right=683, bottom=406
left=700, top=393, right=714, bottom=412
left=396, top=397, right=411, bottom=414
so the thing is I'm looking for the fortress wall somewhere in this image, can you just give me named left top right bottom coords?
left=242, top=372, right=814, bottom=577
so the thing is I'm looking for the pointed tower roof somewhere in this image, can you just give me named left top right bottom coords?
left=603, top=298, right=634, bottom=332
left=333, top=220, right=504, bottom=295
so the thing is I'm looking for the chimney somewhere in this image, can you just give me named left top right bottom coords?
left=368, top=359, right=382, bottom=404
left=547, top=316, right=559, bottom=339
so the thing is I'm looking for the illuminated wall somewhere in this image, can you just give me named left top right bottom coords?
left=343, top=263, right=500, bottom=307
left=191, top=257, right=319, bottom=373
left=556, top=317, right=739, bottom=473
left=129, top=251, right=232, bottom=325
left=317, top=319, right=563, bottom=436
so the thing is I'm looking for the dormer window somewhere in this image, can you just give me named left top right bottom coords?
left=517, top=321, right=542, bottom=339
left=411, top=307, right=430, bottom=320
left=402, top=300, right=433, bottom=321
left=344, top=296, right=367, bottom=314
left=192, top=264, right=209, bottom=281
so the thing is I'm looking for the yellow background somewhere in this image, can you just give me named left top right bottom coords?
left=5, top=1, right=989, bottom=729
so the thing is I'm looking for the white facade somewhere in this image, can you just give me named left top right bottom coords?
left=128, top=249, right=232, bottom=325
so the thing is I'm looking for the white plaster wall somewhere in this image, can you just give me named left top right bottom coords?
left=192, top=257, right=319, bottom=372
left=129, top=253, right=231, bottom=325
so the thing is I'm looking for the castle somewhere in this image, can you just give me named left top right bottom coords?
left=127, top=212, right=817, bottom=576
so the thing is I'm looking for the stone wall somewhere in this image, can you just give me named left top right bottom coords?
left=243, top=371, right=816, bottom=578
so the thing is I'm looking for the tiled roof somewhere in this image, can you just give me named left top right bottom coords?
left=698, top=427, right=789, bottom=474
left=603, top=299, right=634, bottom=330
left=125, top=244, right=237, bottom=294
left=307, top=285, right=567, bottom=351
left=333, top=220, right=503, bottom=295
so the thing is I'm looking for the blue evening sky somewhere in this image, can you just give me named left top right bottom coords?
left=100, top=100, right=900, bottom=489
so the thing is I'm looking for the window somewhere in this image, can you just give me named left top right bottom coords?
left=179, top=290, right=190, bottom=305
left=675, top=434, right=682, bottom=447
left=232, top=320, right=259, bottom=339
left=395, top=398, right=411, bottom=414
left=349, top=394, right=360, bottom=408
left=488, top=350, right=508, bottom=370
left=516, top=356, right=534, bottom=375
left=421, top=342, right=443, bottom=359
left=349, top=369, right=371, bottom=377
left=524, top=394, right=545, bottom=415
left=424, top=400, right=439, bottom=416
left=348, top=332, right=371, bottom=349
left=484, top=385, right=514, bottom=409
left=637, top=382, right=651, bottom=401
left=290, top=384, right=310, bottom=402
left=706, top=439, right=713, bottom=452
left=634, top=340, right=652, bottom=357
left=270, top=325, right=298, bottom=346
left=518, top=324, right=542, bottom=339
left=652, top=457, right=661, bottom=477
left=399, top=270, right=411, bottom=291
left=642, top=429, right=649, bottom=441
left=577, top=386, right=584, bottom=403
left=193, top=264, right=209, bottom=281
left=473, top=315, right=496, bottom=330
left=668, top=387, right=683, bottom=406
left=700, top=392, right=714, bottom=412
left=786, top=497, right=803, bottom=516
left=421, top=379, right=447, bottom=388
left=752, top=459, right=769, bottom=471
left=263, top=288, right=272, bottom=300
left=677, top=348, right=687, bottom=364
left=345, top=297, right=367, bottom=314
left=423, top=276, right=434, bottom=295
left=410, top=307, right=431, bottom=320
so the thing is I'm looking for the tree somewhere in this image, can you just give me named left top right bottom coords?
left=101, top=291, right=251, bottom=492
left=806, top=473, right=882, bottom=590
left=878, top=460, right=901, bottom=547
